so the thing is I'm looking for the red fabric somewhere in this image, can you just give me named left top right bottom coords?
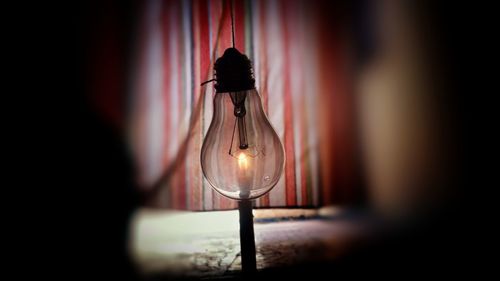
left=126, top=0, right=359, bottom=210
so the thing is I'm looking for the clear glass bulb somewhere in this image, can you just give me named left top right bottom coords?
left=201, top=89, right=285, bottom=200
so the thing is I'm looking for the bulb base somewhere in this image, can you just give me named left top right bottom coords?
left=214, top=48, right=255, bottom=93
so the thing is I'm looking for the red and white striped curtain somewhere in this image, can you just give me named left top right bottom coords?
left=128, top=0, right=354, bottom=210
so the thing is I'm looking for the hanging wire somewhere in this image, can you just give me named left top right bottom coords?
left=200, top=0, right=236, bottom=86
left=201, top=78, right=216, bottom=86
left=230, top=0, right=235, bottom=48
left=146, top=2, right=231, bottom=201
left=229, top=117, right=237, bottom=155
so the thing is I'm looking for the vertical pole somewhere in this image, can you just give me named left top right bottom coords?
left=238, top=199, right=257, bottom=273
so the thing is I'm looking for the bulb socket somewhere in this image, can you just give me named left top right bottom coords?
left=214, top=48, right=255, bottom=93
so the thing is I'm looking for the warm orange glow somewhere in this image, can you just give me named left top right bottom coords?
left=237, top=152, right=249, bottom=170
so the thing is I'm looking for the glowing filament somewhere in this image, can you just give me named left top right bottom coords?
left=238, top=152, right=249, bottom=170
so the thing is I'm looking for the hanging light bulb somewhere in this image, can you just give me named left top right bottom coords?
left=201, top=48, right=285, bottom=200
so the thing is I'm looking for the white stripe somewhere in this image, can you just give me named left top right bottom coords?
left=192, top=3, right=202, bottom=210
left=203, top=3, right=214, bottom=210
left=182, top=0, right=192, bottom=209
left=146, top=0, right=164, bottom=185
left=203, top=86, right=214, bottom=210
left=266, top=0, right=286, bottom=207
left=183, top=1, right=192, bottom=116
left=251, top=0, right=261, bottom=208
left=168, top=8, right=180, bottom=164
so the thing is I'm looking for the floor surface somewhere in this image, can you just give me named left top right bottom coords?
left=130, top=208, right=372, bottom=279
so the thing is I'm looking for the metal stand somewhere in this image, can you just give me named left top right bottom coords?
left=238, top=200, right=257, bottom=274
